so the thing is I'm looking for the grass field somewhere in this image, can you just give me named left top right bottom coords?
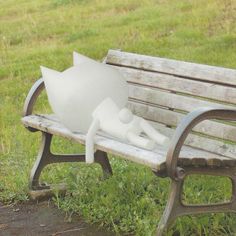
left=1, top=0, right=236, bottom=235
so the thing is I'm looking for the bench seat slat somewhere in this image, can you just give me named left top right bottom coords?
left=21, top=114, right=235, bottom=171
left=106, top=50, right=236, bottom=87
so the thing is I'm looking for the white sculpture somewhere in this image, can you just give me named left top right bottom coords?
left=41, top=52, right=128, bottom=133
left=86, top=97, right=170, bottom=163
left=41, top=52, right=170, bottom=164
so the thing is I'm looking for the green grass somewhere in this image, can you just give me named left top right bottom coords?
left=0, top=0, right=236, bottom=235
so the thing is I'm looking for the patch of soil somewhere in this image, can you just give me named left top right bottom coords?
left=0, top=201, right=115, bottom=236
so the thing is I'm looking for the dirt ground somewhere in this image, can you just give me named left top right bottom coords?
left=0, top=201, right=115, bottom=236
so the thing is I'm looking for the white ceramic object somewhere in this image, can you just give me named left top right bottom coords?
left=41, top=52, right=128, bottom=133
left=86, top=98, right=170, bottom=163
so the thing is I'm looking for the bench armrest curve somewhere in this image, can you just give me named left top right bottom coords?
left=166, top=107, right=236, bottom=180
left=22, top=78, right=45, bottom=131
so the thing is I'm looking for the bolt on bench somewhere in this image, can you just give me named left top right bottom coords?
left=22, top=50, right=236, bottom=235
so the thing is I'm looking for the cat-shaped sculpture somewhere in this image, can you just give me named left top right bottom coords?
left=41, top=52, right=128, bottom=133
left=86, top=97, right=170, bottom=163
left=41, top=52, right=169, bottom=163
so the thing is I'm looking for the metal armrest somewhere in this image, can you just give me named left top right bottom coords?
left=166, top=107, right=236, bottom=180
left=22, top=78, right=45, bottom=131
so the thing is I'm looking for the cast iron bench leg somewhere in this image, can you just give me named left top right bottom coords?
left=156, top=167, right=236, bottom=236
left=94, top=149, right=113, bottom=179
left=156, top=179, right=184, bottom=236
left=29, top=132, right=52, bottom=190
left=29, top=132, right=112, bottom=191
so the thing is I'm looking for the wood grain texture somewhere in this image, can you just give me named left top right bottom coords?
left=21, top=114, right=235, bottom=170
left=113, top=66, right=236, bottom=104
left=106, top=49, right=236, bottom=86
left=150, top=122, right=236, bottom=159
left=128, top=84, right=235, bottom=112
left=128, top=101, right=236, bottom=142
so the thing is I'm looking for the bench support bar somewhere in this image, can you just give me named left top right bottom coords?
left=156, top=167, right=236, bottom=235
left=30, top=132, right=113, bottom=190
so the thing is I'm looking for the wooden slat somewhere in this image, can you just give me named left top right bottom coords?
left=106, top=50, right=236, bottom=86
left=151, top=122, right=236, bottom=159
left=21, top=114, right=235, bottom=169
left=113, top=66, right=236, bottom=104
left=22, top=114, right=165, bottom=170
left=128, top=101, right=236, bottom=142
left=128, top=84, right=235, bottom=112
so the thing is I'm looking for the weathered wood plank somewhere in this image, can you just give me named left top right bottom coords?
left=22, top=114, right=165, bottom=170
left=151, top=122, right=236, bottom=160
left=113, top=66, right=236, bottom=104
left=128, top=84, right=235, bottom=112
left=128, top=101, right=236, bottom=142
left=21, top=115, right=235, bottom=169
left=106, top=50, right=236, bottom=86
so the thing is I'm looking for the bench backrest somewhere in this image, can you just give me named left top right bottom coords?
left=104, top=49, right=236, bottom=159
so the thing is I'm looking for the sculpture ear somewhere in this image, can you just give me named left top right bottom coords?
left=40, top=66, right=61, bottom=80
left=73, top=51, right=95, bottom=65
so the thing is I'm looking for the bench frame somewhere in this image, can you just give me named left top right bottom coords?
left=23, top=78, right=236, bottom=235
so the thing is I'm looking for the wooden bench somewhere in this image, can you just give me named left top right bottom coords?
left=22, top=49, right=236, bottom=235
